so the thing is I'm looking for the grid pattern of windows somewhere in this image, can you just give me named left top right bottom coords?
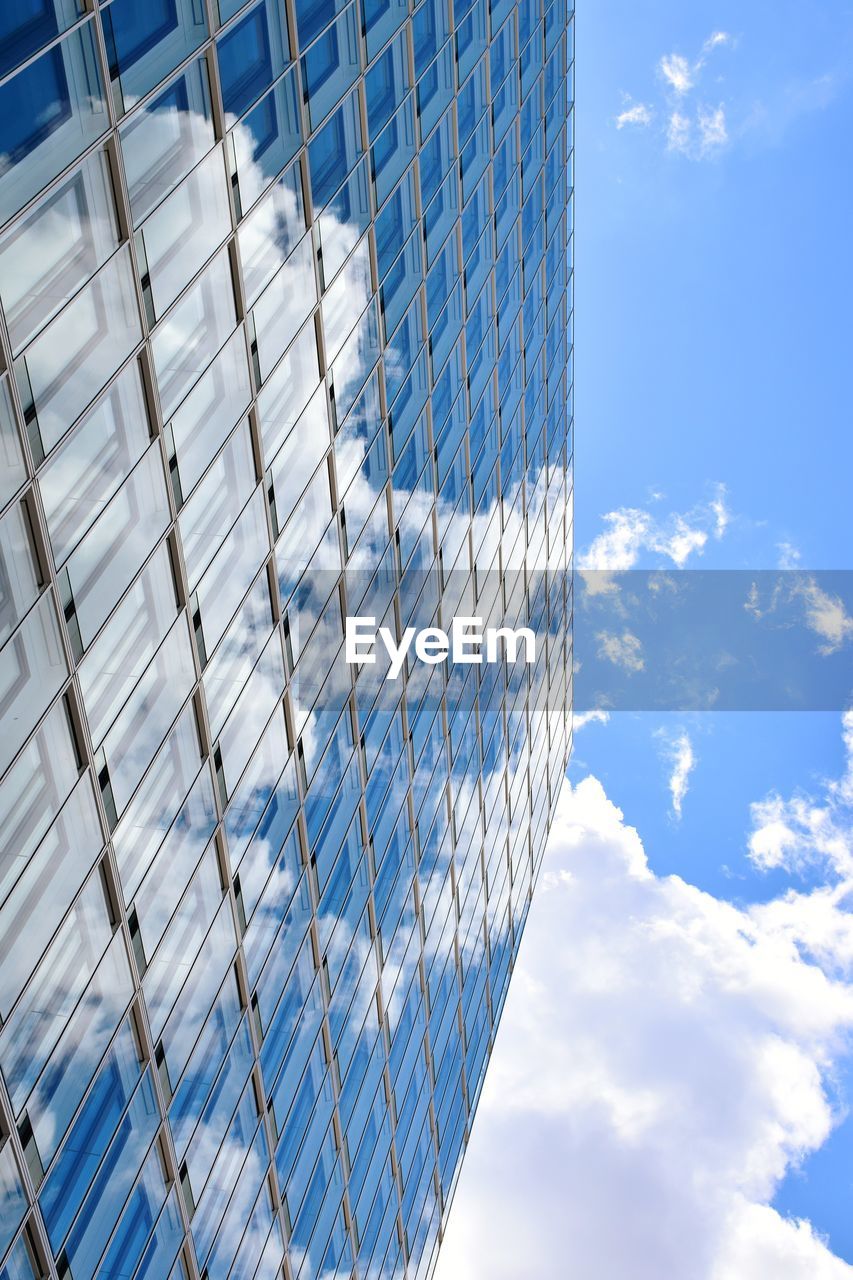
left=0, top=1, right=572, bottom=1278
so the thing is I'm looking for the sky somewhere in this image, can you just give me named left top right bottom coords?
left=436, top=1, right=853, bottom=1277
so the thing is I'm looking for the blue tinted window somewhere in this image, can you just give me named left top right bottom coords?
left=0, top=22, right=108, bottom=226
left=309, top=90, right=363, bottom=209
left=419, top=108, right=454, bottom=206
left=363, top=0, right=407, bottom=59
left=39, top=1018, right=143, bottom=1250
left=301, top=3, right=361, bottom=131
left=0, top=1143, right=27, bottom=1261
left=374, top=169, right=417, bottom=278
left=217, top=0, right=290, bottom=119
left=0, top=0, right=84, bottom=80
left=380, top=232, right=422, bottom=338
left=365, top=31, right=410, bottom=141
left=412, top=0, right=449, bottom=76
left=294, top=0, right=347, bottom=47
left=231, top=66, right=302, bottom=213
left=372, top=95, right=416, bottom=207
left=415, top=40, right=453, bottom=138
left=103, top=0, right=208, bottom=112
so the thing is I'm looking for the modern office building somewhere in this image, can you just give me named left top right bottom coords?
left=0, top=2, right=572, bottom=1278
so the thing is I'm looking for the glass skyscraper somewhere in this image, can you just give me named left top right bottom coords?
left=0, top=2, right=572, bottom=1279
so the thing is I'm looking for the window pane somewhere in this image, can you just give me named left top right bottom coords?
left=0, top=148, right=119, bottom=354
left=0, top=21, right=109, bottom=228
left=169, top=327, right=252, bottom=497
left=16, top=244, right=142, bottom=459
left=302, top=3, right=361, bottom=132
left=0, top=1142, right=28, bottom=1261
left=64, top=442, right=171, bottom=648
left=0, top=378, right=26, bottom=510
left=317, top=158, right=371, bottom=286
left=78, top=543, right=177, bottom=747
left=119, top=56, right=215, bottom=226
left=252, top=234, right=317, bottom=382
left=236, top=161, right=305, bottom=307
left=38, top=361, right=151, bottom=567
left=0, top=771, right=102, bottom=1022
left=139, top=146, right=231, bottom=320
left=217, top=0, right=290, bottom=120
left=0, top=593, right=68, bottom=778
left=103, top=0, right=209, bottom=116
left=308, top=90, right=363, bottom=211
left=150, top=248, right=236, bottom=420
left=230, top=67, right=302, bottom=215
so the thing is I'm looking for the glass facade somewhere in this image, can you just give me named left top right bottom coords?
left=0, top=1, right=572, bottom=1278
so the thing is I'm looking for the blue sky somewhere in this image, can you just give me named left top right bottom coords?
left=437, top=2, right=853, bottom=1276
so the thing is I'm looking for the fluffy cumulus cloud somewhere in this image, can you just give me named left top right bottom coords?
left=435, top=739, right=853, bottom=1280
left=579, top=484, right=730, bottom=574
left=749, top=709, right=853, bottom=880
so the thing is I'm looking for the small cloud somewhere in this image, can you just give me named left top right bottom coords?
left=658, top=730, right=696, bottom=819
left=777, top=541, right=802, bottom=569
left=744, top=574, right=853, bottom=656
left=624, top=33, right=733, bottom=159
left=596, top=630, right=645, bottom=674
left=698, top=104, right=728, bottom=153
left=663, top=517, right=708, bottom=567
left=667, top=110, right=692, bottom=154
left=579, top=490, right=730, bottom=575
left=793, top=577, right=853, bottom=656
left=710, top=484, right=730, bottom=538
left=660, top=53, right=694, bottom=96
left=574, top=710, right=611, bottom=732
left=749, top=710, right=853, bottom=879
left=616, top=102, right=654, bottom=129
left=702, top=30, right=732, bottom=54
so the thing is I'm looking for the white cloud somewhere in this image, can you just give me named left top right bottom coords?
left=778, top=541, right=803, bottom=569
left=436, top=773, right=853, bottom=1280
left=699, top=104, right=729, bottom=152
left=711, top=484, right=731, bottom=538
left=660, top=52, right=695, bottom=95
left=579, top=490, right=729, bottom=573
left=596, top=629, right=645, bottom=673
left=616, top=102, right=654, bottom=129
left=749, top=709, right=853, bottom=879
left=703, top=30, right=733, bottom=53
left=659, top=729, right=696, bottom=818
left=794, top=579, right=853, bottom=656
left=745, top=576, right=853, bottom=656
left=667, top=110, right=693, bottom=153
left=622, top=33, right=733, bottom=159
left=574, top=709, right=611, bottom=731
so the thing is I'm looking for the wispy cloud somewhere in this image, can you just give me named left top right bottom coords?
left=659, top=53, right=695, bottom=96
left=579, top=486, right=732, bottom=574
left=795, top=578, right=853, bottom=656
left=749, top=709, right=853, bottom=882
left=698, top=104, right=729, bottom=150
left=596, top=630, right=645, bottom=674
left=703, top=30, right=732, bottom=54
left=574, top=709, right=612, bottom=732
left=615, top=102, right=654, bottom=129
left=620, top=31, right=734, bottom=160
left=745, top=574, right=853, bottom=656
left=777, top=541, right=802, bottom=569
left=658, top=729, right=696, bottom=819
